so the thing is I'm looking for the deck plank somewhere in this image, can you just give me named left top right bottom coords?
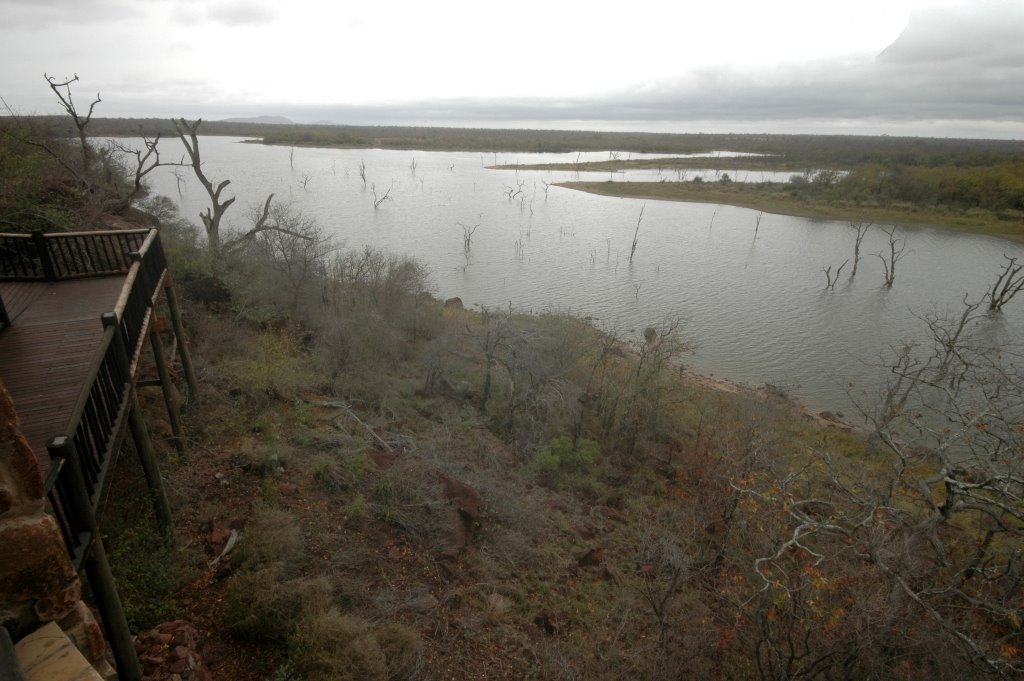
left=0, top=276, right=126, bottom=478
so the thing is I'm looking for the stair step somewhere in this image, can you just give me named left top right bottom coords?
left=14, top=622, right=103, bottom=681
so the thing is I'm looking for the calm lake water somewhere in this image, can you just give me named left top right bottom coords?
left=135, top=137, right=1024, bottom=416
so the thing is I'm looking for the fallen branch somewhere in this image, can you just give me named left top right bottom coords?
left=304, top=399, right=394, bottom=453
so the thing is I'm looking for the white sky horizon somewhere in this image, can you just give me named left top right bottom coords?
left=2, top=0, right=1023, bottom=139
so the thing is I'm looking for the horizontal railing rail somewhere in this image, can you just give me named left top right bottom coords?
left=0, top=233, right=41, bottom=279
left=0, top=229, right=149, bottom=281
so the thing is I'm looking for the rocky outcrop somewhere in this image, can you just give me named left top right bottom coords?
left=0, top=378, right=110, bottom=674
left=0, top=379, right=81, bottom=631
left=135, top=620, right=212, bottom=681
left=437, top=474, right=482, bottom=563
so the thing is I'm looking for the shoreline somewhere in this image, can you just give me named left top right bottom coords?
left=556, top=181, right=1024, bottom=242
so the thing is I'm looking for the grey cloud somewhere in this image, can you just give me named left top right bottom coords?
left=0, top=0, right=144, bottom=27
left=205, top=0, right=276, bottom=27
left=288, top=4, right=1024, bottom=131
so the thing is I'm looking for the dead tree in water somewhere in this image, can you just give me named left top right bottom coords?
left=822, top=260, right=849, bottom=290
left=371, top=182, right=392, bottom=210
left=630, top=205, right=645, bottom=263
left=988, top=254, right=1024, bottom=311
left=875, top=226, right=907, bottom=287
left=848, top=221, right=871, bottom=277
left=458, top=220, right=480, bottom=252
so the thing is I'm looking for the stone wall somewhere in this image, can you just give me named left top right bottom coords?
left=0, top=378, right=110, bottom=672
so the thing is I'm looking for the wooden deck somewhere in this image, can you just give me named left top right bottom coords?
left=0, top=276, right=127, bottom=479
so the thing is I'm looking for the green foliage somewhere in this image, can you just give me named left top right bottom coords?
left=375, top=623, right=425, bottom=681
left=223, top=564, right=332, bottom=645
left=245, top=441, right=289, bottom=476
left=106, top=517, right=192, bottom=631
left=288, top=610, right=387, bottom=681
left=217, top=329, right=315, bottom=401
left=535, top=435, right=599, bottom=476
left=232, top=506, right=303, bottom=572
left=287, top=610, right=424, bottom=681
left=369, top=464, right=440, bottom=538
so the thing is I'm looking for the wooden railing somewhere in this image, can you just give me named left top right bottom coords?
left=35, top=229, right=167, bottom=567
left=45, top=319, right=130, bottom=567
left=0, top=229, right=148, bottom=282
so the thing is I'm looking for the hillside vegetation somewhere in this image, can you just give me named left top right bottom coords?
left=3, top=108, right=1022, bottom=679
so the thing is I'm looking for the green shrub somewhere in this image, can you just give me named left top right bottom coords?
left=289, top=610, right=387, bottom=681
left=107, top=520, right=192, bottom=630
left=344, top=493, right=369, bottom=525
left=370, top=464, right=440, bottom=538
left=245, top=442, right=289, bottom=476
left=535, top=436, right=600, bottom=476
left=233, top=506, right=303, bottom=572
left=312, top=451, right=366, bottom=492
left=375, top=623, right=425, bottom=681
left=223, top=565, right=332, bottom=645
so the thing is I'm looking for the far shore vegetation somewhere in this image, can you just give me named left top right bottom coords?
left=558, top=178, right=1024, bottom=239
left=9, top=115, right=1023, bottom=238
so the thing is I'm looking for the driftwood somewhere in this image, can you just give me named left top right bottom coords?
left=208, top=529, right=238, bottom=568
left=304, top=399, right=394, bottom=453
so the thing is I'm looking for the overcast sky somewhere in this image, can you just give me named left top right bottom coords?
left=1, top=0, right=1022, bottom=138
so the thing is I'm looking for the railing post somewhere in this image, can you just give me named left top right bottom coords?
left=102, top=313, right=175, bottom=538
left=46, top=437, right=141, bottom=681
left=163, top=276, right=199, bottom=399
left=0, top=293, right=9, bottom=329
left=30, top=231, right=56, bottom=281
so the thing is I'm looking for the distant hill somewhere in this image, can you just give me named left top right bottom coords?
left=220, top=115, right=295, bottom=125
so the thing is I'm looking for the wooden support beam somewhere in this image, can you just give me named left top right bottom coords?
left=127, top=395, right=175, bottom=538
left=149, top=330, right=185, bottom=456
left=103, top=313, right=175, bottom=538
left=163, top=277, right=198, bottom=400
left=46, top=437, right=141, bottom=681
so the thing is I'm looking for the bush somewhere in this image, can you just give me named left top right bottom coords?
left=375, top=623, right=425, bottom=681
left=107, top=519, right=192, bottom=630
left=370, top=464, right=440, bottom=538
left=535, top=436, right=599, bottom=477
left=244, top=442, right=289, bottom=476
left=223, top=565, right=332, bottom=645
left=289, top=610, right=387, bottom=681
left=233, top=506, right=303, bottom=572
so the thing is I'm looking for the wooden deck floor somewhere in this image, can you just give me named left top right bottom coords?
left=0, top=276, right=126, bottom=478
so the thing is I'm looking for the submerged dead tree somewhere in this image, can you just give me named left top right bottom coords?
left=848, top=221, right=871, bottom=277
left=822, top=259, right=849, bottom=290
left=629, top=205, right=645, bottom=263
left=875, top=225, right=907, bottom=287
left=988, top=254, right=1024, bottom=311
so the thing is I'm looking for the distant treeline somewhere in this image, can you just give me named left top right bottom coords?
left=12, top=115, right=1024, bottom=167
left=821, top=163, right=1024, bottom=213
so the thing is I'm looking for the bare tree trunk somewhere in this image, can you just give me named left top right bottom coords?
left=171, top=118, right=235, bottom=260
